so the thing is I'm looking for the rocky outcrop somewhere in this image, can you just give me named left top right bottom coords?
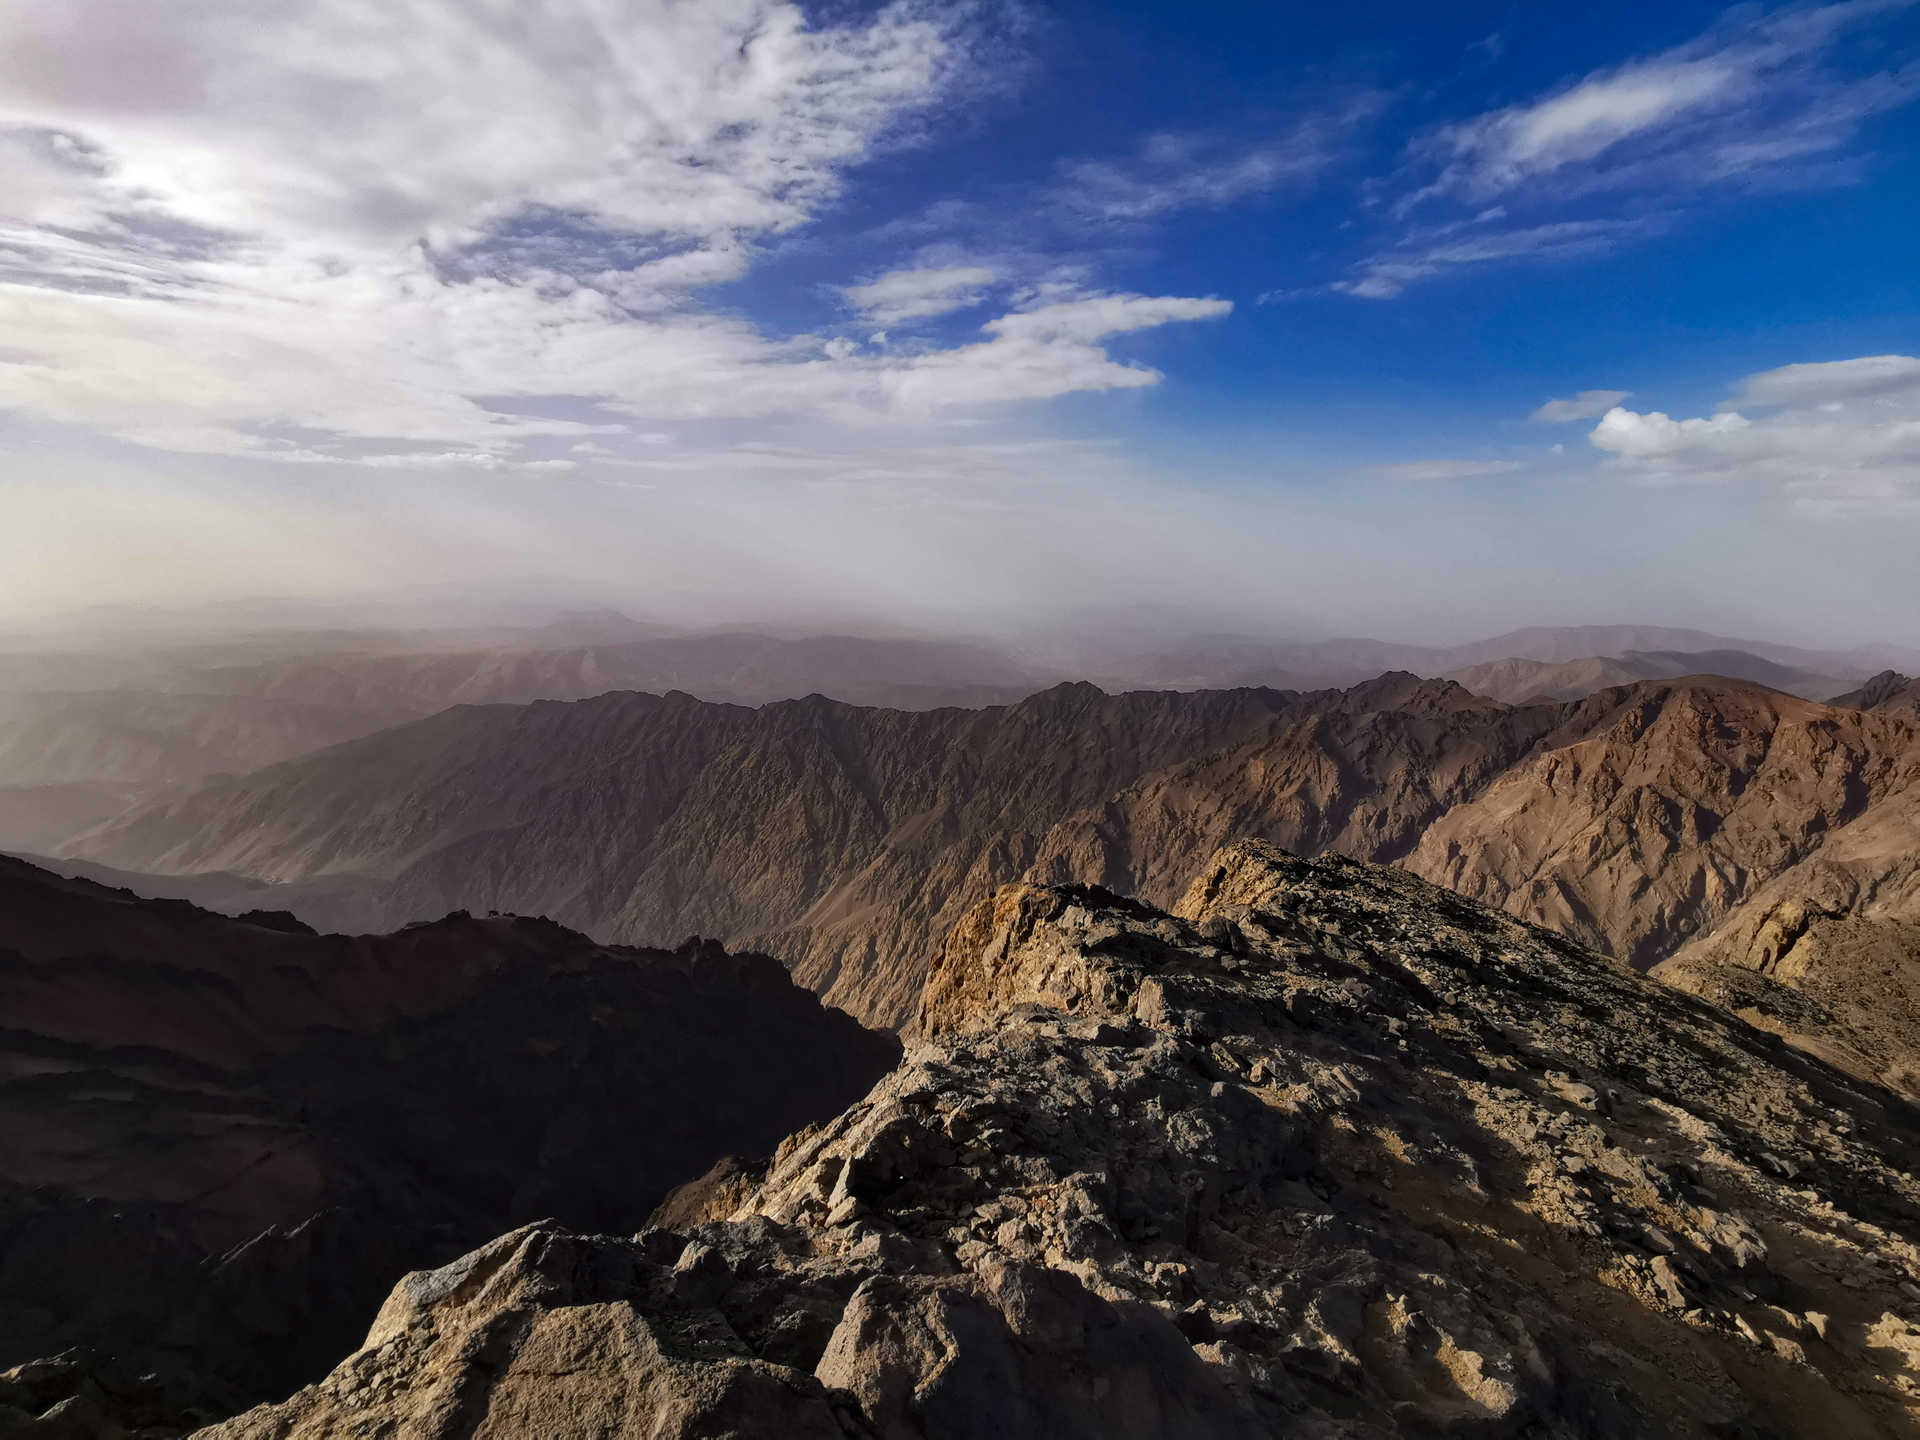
left=0, top=857, right=897, bottom=1425
left=206, top=844, right=1920, bottom=1437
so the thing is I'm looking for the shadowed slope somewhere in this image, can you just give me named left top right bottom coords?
left=0, top=855, right=897, bottom=1422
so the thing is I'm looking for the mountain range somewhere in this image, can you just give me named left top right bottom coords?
left=5, top=617, right=1903, bottom=854
left=54, top=671, right=1920, bottom=1087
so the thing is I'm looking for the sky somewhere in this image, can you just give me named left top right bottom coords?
left=1, top=0, right=1917, bottom=646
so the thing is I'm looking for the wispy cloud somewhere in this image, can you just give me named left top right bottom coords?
left=1401, top=0, right=1917, bottom=212
left=1051, top=102, right=1380, bottom=221
left=1335, top=0, right=1918, bottom=297
left=881, top=294, right=1233, bottom=412
left=1533, top=389, right=1630, bottom=422
left=1732, top=353, right=1920, bottom=407
left=1336, top=218, right=1654, bottom=299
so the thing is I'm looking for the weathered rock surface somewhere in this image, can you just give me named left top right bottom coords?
left=208, top=844, right=1920, bottom=1438
left=0, top=856, right=897, bottom=1428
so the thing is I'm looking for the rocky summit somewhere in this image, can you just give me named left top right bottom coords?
left=205, top=843, right=1920, bottom=1438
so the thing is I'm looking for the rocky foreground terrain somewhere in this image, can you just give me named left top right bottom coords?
left=0, top=857, right=897, bottom=1427
left=191, top=843, right=1920, bottom=1438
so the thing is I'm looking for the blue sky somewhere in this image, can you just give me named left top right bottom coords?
left=1, top=0, right=1916, bottom=642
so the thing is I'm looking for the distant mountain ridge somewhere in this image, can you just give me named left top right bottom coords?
left=0, top=629, right=1051, bottom=848
left=1832, top=669, right=1920, bottom=712
left=1442, top=647, right=1852, bottom=705
left=63, top=682, right=1300, bottom=1026
left=1094, top=622, right=1901, bottom=693
left=2, top=619, right=1897, bottom=855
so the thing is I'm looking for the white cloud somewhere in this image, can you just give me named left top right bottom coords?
left=0, top=0, right=1237, bottom=467
left=1368, top=459, right=1524, bottom=482
left=1589, top=407, right=1752, bottom=460
left=881, top=295, right=1233, bottom=412
left=1588, top=353, right=1920, bottom=513
left=1533, top=389, right=1630, bottom=422
left=841, top=264, right=999, bottom=324
left=0, top=0, right=973, bottom=247
left=984, top=294, right=1231, bottom=344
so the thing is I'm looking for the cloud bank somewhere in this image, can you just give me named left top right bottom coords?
left=0, top=0, right=1229, bottom=470
left=1590, top=354, right=1920, bottom=514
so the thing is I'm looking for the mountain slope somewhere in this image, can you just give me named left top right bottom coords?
left=0, top=688, right=394, bottom=786
left=0, top=855, right=896, bottom=1421
left=65, top=684, right=1301, bottom=1028
left=1401, top=678, right=1920, bottom=968
left=205, top=844, right=1920, bottom=1438
left=1022, top=674, right=1563, bottom=902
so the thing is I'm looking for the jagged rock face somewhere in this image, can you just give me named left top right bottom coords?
left=1021, top=674, right=1556, bottom=903
left=211, top=845, right=1920, bottom=1438
left=0, top=857, right=897, bottom=1426
left=1401, top=679, right=1920, bottom=967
